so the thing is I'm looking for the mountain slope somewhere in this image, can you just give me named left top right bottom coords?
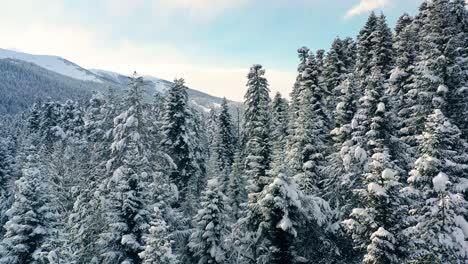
left=0, top=49, right=104, bottom=83
left=0, top=59, right=109, bottom=113
left=0, top=49, right=242, bottom=114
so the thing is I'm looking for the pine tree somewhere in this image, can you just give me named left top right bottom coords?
left=255, top=166, right=306, bottom=264
left=0, top=137, right=16, bottom=234
left=0, top=149, right=59, bottom=264
left=235, top=64, right=272, bottom=263
left=216, top=98, right=236, bottom=174
left=67, top=93, right=112, bottom=263
left=405, top=109, right=468, bottom=263
left=227, top=150, right=247, bottom=220
left=243, top=64, right=272, bottom=193
left=270, top=92, right=289, bottom=161
left=139, top=206, right=179, bottom=264
left=98, top=73, right=152, bottom=264
left=445, top=0, right=468, bottom=140
left=389, top=13, right=419, bottom=171
left=161, top=78, right=203, bottom=210
left=323, top=38, right=351, bottom=113
left=287, top=49, right=327, bottom=195
left=188, top=179, right=229, bottom=264
left=323, top=75, right=359, bottom=220
left=342, top=148, right=407, bottom=264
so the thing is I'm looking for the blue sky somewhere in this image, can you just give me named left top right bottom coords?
left=0, top=0, right=422, bottom=100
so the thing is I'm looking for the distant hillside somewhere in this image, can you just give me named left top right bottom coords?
left=0, top=48, right=240, bottom=115
left=0, top=59, right=109, bottom=113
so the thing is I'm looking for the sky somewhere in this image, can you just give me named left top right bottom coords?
left=0, top=0, right=423, bottom=101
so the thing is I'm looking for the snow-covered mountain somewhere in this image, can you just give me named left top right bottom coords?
left=0, top=48, right=104, bottom=83
left=0, top=48, right=240, bottom=114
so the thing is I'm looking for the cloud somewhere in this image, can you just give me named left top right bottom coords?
left=345, top=0, right=389, bottom=18
left=104, top=0, right=248, bottom=20
left=0, top=14, right=294, bottom=101
left=0, top=0, right=295, bottom=101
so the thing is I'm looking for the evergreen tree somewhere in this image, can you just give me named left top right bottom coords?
left=255, top=166, right=306, bottom=264
left=287, top=48, right=328, bottom=195
left=227, top=150, right=247, bottom=220
left=139, top=206, right=179, bottom=264
left=67, top=93, right=112, bottom=263
left=188, top=179, right=229, bottom=264
left=216, top=97, right=236, bottom=174
left=343, top=148, right=407, bottom=264
left=98, top=73, right=152, bottom=264
left=406, top=109, right=468, bottom=263
left=0, top=149, right=58, bottom=264
left=0, top=138, right=16, bottom=234
left=243, top=64, right=272, bottom=193
left=161, top=78, right=203, bottom=210
left=270, top=92, right=289, bottom=161
left=235, top=64, right=272, bottom=263
left=389, top=13, right=419, bottom=170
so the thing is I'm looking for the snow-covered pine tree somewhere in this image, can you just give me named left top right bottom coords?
left=315, top=49, right=326, bottom=81
left=216, top=97, right=236, bottom=174
left=98, top=72, right=152, bottom=264
left=323, top=38, right=349, bottom=114
left=139, top=206, right=179, bottom=264
left=233, top=64, right=272, bottom=263
left=270, top=92, right=289, bottom=161
left=161, top=78, right=203, bottom=211
left=287, top=48, right=327, bottom=195
left=342, top=37, right=357, bottom=72
left=227, top=149, right=247, bottom=221
left=342, top=148, right=407, bottom=264
left=445, top=0, right=468, bottom=140
left=0, top=137, right=16, bottom=235
left=255, top=165, right=306, bottom=264
left=323, top=75, right=359, bottom=221
left=243, top=64, right=272, bottom=193
left=0, top=148, right=59, bottom=264
left=404, top=0, right=467, bottom=152
left=389, top=13, right=419, bottom=171
left=67, top=92, right=113, bottom=263
left=188, top=178, right=229, bottom=264
left=289, top=48, right=309, bottom=127
left=206, top=107, right=219, bottom=155
left=405, top=108, right=468, bottom=263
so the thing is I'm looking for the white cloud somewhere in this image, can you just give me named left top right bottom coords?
left=104, top=0, right=248, bottom=20
left=345, top=0, right=389, bottom=18
left=0, top=0, right=295, bottom=101
left=0, top=16, right=293, bottom=101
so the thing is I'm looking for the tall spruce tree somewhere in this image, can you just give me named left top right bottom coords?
left=188, top=179, right=229, bottom=264
left=270, top=92, right=289, bottom=161
left=161, top=78, right=202, bottom=211
left=287, top=48, right=328, bottom=195
left=216, top=98, right=236, bottom=174
left=0, top=149, right=59, bottom=264
left=98, top=73, right=152, bottom=264
left=235, top=64, right=272, bottom=263
left=406, top=108, right=468, bottom=263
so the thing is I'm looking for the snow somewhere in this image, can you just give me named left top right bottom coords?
left=437, top=84, right=448, bottom=94
left=351, top=118, right=358, bottom=130
left=125, top=115, right=138, bottom=128
left=0, top=48, right=103, bottom=83
left=190, top=100, right=211, bottom=113
left=377, top=102, right=385, bottom=112
left=433, top=172, right=449, bottom=192
left=336, top=102, right=345, bottom=111
left=368, top=183, right=386, bottom=196
left=381, top=168, right=396, bottom=180
left=354, top=146, right=367, bottom=163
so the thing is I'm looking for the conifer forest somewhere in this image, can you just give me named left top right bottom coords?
left=0, top=0, right=468, bottom=263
